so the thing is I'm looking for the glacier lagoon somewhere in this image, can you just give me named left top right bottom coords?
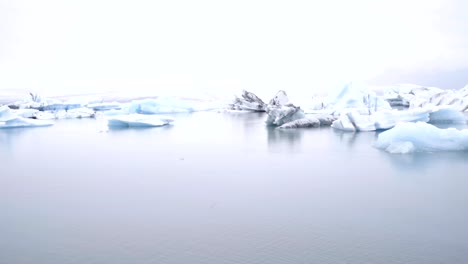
left=1, top=112, right=468, bottom=264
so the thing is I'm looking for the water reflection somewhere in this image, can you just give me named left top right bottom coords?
left=0, top=127, right=37, bottom=155
left=382, top=150, right=468, bottom=173
left=332, top=129, right=379, bottom=150
left=266, top=127, right=304, bottom=152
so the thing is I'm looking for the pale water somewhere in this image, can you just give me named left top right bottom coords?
left=1, top=112, right=468, bottom=264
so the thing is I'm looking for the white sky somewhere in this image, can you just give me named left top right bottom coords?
left=1, top=0, right=467, bottom=97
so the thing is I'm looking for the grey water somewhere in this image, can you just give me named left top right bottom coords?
left=1, top=112, right=468, bottom=264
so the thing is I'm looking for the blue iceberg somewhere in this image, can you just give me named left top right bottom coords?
left=375, top=122, right=468, bottom=153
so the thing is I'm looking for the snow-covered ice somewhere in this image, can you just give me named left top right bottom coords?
left=326, top=82, right=392, bottom=116
left=331, top=108, right=431, bottom=132
left=229, top=90, right=267, bottom=112
left=107, top=114, right=174, bottom=128
left=375, top=122, right=468, bottom=153
left=0, top=106, right=53, bottom=128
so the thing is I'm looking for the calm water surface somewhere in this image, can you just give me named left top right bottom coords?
left=1, top=112, right=468, bottom=264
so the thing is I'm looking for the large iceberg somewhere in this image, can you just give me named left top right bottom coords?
left=107, top=114, right=174, bottom=128
left=375, top=122, right=468, bottom=154
left=0, top=106, right=53, bottom=128
left=325, top=82, right=392, bottom=116
left=331, top=106, right=467, bottom=132
left=383, top=84, right=468, bottom=111
left=229, top=90, right=267, bottom=112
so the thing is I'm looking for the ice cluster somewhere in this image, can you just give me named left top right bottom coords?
left=0, top=106, right=53, bottom=128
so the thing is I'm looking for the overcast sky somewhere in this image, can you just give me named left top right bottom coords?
left=1, top=0, right=467, bottom=97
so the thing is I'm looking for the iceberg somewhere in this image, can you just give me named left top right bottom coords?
left=105, top=97, right=196, bottom=115
left=266, top=104, right=305, bottom=126
left=429, top=107, right=467, bottom=124
left=277, top=117, right=320, bottom=129
left=86, top=102, right=121, bottom=111
left=265, top=91, right=305, bottom=126
left=385, top=84, right=468, bottom=111
left=13, top=109, right=39, bottom=119
left=375, top=122, right=468, bottom=153
left=34, top=108, right=95, bottom=119
left=331, top=108, right=431, bottom=132
left=326, top=82, right=392, bottom=116
left=107, top=114, right=174, bottom=128
left=0, top=106, right=53, bottom=128
left=229, top=90, right=267, bottom=112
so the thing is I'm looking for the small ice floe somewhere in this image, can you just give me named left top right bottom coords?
left=0, top=106, right=53, bottom=128
left=229, top=90, right=267, bottom=112
left=375, top=122, right=468, bottom=154
left=107, top=114, right=174, bottom=128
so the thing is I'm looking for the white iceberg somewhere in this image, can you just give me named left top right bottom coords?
left=384, top=84, right=468, bottom=111
left=266, top=105, right=305, bottom=126
left=265, top=91, right=305, bottom=126
left=107, top=114, right=174, bottom=128
left=229, top=90, right=267, bottom=112
left=375, top=122, right=468, bottom=153
left=0, top=106, right=53, bottom=128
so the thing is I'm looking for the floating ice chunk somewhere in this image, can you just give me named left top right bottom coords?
left=375, top=122, right=468, bottom=153
left=109, top=97, right=195, bottom=115
left=278, top=113, right=337, bottom=129
left=229, top=90, right=267, bottom=112
left=107, top=114, right=174, bottom=128
left=278, top=117, right=320, bottom=129
left=0, top=106, right=53, bottom=128
left=313, top=114, right=336, bottom=126
left=266, top=105, right=305, bottom=126
left=0, top=106, right=18, bottom=121
left=429, top=107, right=467, bottom=124
left=331, top=109, right=431, bottom=132
left=0, top=118, right=54, bottom=128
